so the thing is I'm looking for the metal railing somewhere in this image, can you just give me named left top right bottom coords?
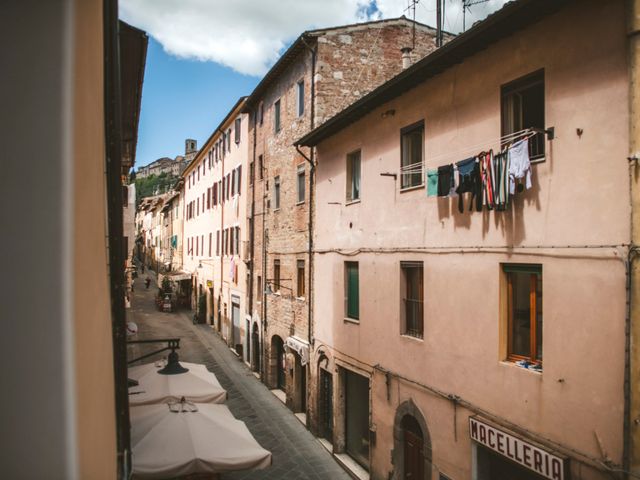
left=404, top=299, right=424, bottom=338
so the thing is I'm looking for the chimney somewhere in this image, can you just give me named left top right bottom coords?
left=401, top=47, right=413, bottom=69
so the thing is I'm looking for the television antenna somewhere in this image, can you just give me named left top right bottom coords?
left=462, top=0, right=490, bottom=31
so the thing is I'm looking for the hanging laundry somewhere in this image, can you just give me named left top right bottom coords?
left=478, top=150, right=495, bottom=210
left=426, top=169, right=439, bottom=197
left=437, top=164, right=455, bottom=197
left=493, top=151, right=510, bottom=210
left=455, top=157, right=482, bottom=213
left=508, top=138, right=532, bottom=194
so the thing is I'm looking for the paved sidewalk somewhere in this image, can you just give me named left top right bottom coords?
left=127, top=270, right=350, bottom=480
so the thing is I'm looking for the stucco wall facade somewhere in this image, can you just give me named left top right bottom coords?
left=182, top=106, right=250, bottom=360
left=312, top=1, right=629, bottom=479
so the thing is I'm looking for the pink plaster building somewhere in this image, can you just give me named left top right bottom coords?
left=182, top=98, right=252, bottom=361
left=297, top=0, right=633, bottom=479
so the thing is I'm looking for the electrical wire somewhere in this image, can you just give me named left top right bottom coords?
left=312, top=338, right=633, bottom=476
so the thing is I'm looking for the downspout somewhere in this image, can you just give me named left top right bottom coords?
left=262, top=151, right=268, bottom=382
left=299, top=37, right=317, bottom=350
left=249, top=109, right=257, bottom=369
left=627, top=0, right=640, bottom=477
left=221, top=133, right=226, bottom=345
left=104, top=1, right=130, bottom=477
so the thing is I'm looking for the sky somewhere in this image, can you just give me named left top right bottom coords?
left=121, top=0, right=508, bottom=169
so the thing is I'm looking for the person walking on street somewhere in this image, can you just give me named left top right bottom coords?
left=145, top=277, right=151, bottom=289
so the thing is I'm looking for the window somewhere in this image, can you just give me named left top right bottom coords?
left=216, top=230, right=220, bottom=256
left=504, top=264, right=542, bottom=364
left=259, top=102, right=264, bottom=126
left=296, top=80, right=305, bottom=117
left=297, top=164, right=305, bottom=204
left=226, top=174, right=231, bottom=200
left=501, top=70, right=545, bottom=160
left=400, top=121, right=424, bottom=189
left=237, top=165, right=242, bottom=195
left=257, top=276, right=262, bottom=298
left=249, top=161, right=254, bottom=185
left=227, top=128, right=231, bottom=152
left=401, top=261, right=423, bottom=338
left=346, top=150, right=361, bottom=202
left=196, top=236, right=199, bottom=257
left=234, top=118, right=241, bottom=144
left=273, top=176, right=281, bottom=210
left=208, top=233, right=212, bottom=257
left=345, top=262, right=359, bottom=320
left=273, top=260, right=281, bottom=291
left=259, top=155, right=264, bottom=180
left=231, top=169, right=236, bottom=196
left=274, top=99, right=281, bottom=133
left=230, top=228, right=234, bottom=255
left=297, top=260, right=305, bottom=297
left=235, top=226, right=240, bottom=255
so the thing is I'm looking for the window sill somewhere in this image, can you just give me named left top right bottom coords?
left=344, top=317, right=360, bottom=325
left=296, top=296, right=306, bottom=302
left=345, top=199, right=361, bottom=206
left=296, top=201, right=305, bottom=206
left=399, top=184, right=425, bottom=193
left=400, top=333, right=424, bottom=343
left=273, top=208, right=280, bottom=212
left=500, top=360, right=542, bottom=374
left=531, top=156, right=546, bottom=165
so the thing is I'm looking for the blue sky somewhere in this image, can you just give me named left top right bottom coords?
left=124, top=0, right=507, bottom=169
left=134, top=38, right=260, bottom=168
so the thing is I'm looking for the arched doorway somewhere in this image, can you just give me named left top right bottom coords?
left=393, top=400, right=432, bottom=480
left=317, top=354, right=333, bottom=442
left=251, top=323, right=260, bottom=372
left=402, top=415, right=424, bottom=480
left=271, top=335, right=286, bottom=390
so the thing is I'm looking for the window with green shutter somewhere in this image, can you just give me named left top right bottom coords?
left=345, top=262, right=359, bottom=320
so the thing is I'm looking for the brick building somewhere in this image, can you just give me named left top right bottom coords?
left=243, top=17, right=448, bottom=421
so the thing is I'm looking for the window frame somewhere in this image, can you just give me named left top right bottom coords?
left=296, top=164, right=305, bottom=204
left=500, top=69, right=545, bottom=162
left=273, top=259, right=281, bottom=292
left=344, top=261, right=360, bottom=321
left=400, top=261, right=424, bottom=339
left=274, top=99, right=281, bottom=133
left=346, top=149, right=361, bottom=203
left=400, top=121, right=425, bottom=190
left=297, top=259, right=305, bottom=298
left=503, top=264, right=543, bottom=364
left=273, top=175, right=281, bottom=210
left=296, top=79, right=305, bottom=117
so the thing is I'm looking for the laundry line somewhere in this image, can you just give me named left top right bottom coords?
left=398, top=127, right=546, bottom=178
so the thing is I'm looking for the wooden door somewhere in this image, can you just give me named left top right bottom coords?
left=319, top=369, right=333, bottom=440
left=404, top=429, right=424, bottom=479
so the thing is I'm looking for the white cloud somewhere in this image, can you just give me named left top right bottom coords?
left=120, top=0, right=509, bottom=76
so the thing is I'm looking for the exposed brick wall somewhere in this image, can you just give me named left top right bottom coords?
left=246, top=18, right=444, bottom=411
left=315, top=22, right=444, bottom=125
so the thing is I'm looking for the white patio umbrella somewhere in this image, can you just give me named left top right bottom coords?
left=128, top=360, right=226, bottom=406
left=131, top=402, right=272, bottom=479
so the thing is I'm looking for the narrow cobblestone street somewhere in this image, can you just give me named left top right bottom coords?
left=127, top=272, right=350, bottom=480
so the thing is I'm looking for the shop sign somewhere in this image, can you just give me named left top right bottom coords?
left=469, top=417, right=567, bottom=480
left=206, top=280, right=213, bottom=288
left=285, top=336, right=310, bottom=366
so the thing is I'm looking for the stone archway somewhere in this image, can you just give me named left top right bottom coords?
left=270, top=335, right=286, bottom=390
left=392, top=399, right=432, bottom=480
left=251, top=322, right=260, bottom=373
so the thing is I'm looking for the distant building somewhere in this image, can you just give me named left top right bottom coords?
left=136, top=138, right=198, bottom=178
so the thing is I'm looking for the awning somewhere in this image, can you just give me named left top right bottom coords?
left=285, top=336, right=309, bottom=366
left=164, top=271, right=192, bottom=282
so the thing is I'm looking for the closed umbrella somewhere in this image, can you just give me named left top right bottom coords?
left=128, top=360, right=226, bottom=406
left=131, top=401, right=272, bottom=479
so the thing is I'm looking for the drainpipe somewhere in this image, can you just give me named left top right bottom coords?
left=627, top=1, right=640, bottom=477
left=299, top=37, right=317, bottom=351
left=249, top=110, right=257, bottom=369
